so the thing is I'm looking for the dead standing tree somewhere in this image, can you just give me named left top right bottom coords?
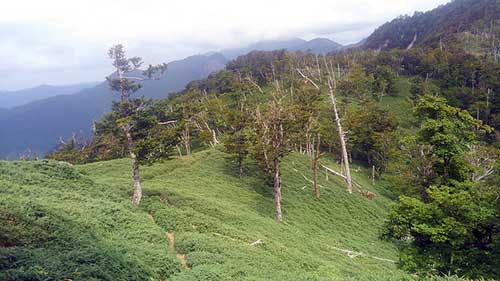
left=297, top=56, right=354, bottom=194
left=181, top=120, right=192, bottom=155
left=325, top=60, right=353, bottom=194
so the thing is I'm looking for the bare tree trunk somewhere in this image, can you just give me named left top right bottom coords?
left=124, top=126, right=142, bottom=205
left=202, top=121, right=219, bottom=146
left=327, top=78, right=353, bottom=193
left=131, top=156, right=142, bottom=205
left=211, top=128, right=219, bottom=145
left=313, top=131, right=321, bottom=198
left=372, top=165, right=375, bottom=185
left=321, top=57, right=354, bottom=193
left=273, top=158, right=283, bottom=223
left=182, top=123, right=191, bottom=155
left=176, top=145, right=183, bottom=157
left=297, top=60, right=353, bottom=194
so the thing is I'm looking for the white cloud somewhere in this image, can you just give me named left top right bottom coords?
left=0, top=0, right=451, bottom=90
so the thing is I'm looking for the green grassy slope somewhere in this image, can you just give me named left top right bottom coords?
left=0, top=160, right=181, bottom=280
left=78, top=149, right=405, bottom=280
left=1, top=149, right=472, bottom=280
left=380, top=77, right=416, bottom=131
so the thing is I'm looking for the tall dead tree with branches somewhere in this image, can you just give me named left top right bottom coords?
left=297, top=56, right=354, bottom=193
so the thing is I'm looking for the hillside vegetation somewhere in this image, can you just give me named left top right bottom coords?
left=0, top=160, right=181, bottom=280
left=45, top=37, right=500, bottom=278
left=1, top=149, right=477, bottom=280
left=5, top=0, right=500, bottom=279
left=363, top=0, right=500, bottom=55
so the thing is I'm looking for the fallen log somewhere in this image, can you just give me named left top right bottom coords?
left=320, top=164, right=366, bottom=194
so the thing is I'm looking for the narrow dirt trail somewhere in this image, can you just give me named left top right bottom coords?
left=167, top=232, right=189, bottom=269
left=147, top=213, right=188, bottom=269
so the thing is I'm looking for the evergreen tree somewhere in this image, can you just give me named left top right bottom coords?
left=106, top=44, right=167, bottom=205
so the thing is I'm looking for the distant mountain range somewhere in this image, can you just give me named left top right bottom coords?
left=221, top=38, right=342, bottom=59
left=0, top=53, right=228, bottom=159
left=295, top=38, right=343, bottom=54
left=0, top=82, right=99, bottom=108
left=0, top=37, right=345, bottom=159
left=1, top=0, right=496, bottom=160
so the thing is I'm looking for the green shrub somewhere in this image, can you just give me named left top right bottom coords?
left=186, top=251, right=224, bottom=267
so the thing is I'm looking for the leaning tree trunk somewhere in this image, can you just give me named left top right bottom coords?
left=327, top=77, right=353, bottom=194
left=273, top=158, right=283, bottom=223
left=124, top=126, right=142, bottom=205
left=297, top=61, right=353, bottom=194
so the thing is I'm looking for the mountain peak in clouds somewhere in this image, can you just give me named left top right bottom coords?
left=292, top=37, right=343, bottom=54
left=221, top=37, right=342, bottom=59
left=221, top=38, right=305, bottom=59
left=250, top=38, right=308, bottom=51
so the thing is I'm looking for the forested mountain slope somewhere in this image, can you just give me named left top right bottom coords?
left=363, top=0, right=500, bottom=53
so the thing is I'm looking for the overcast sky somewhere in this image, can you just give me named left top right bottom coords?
left=0, top=0, right=451, bottom=90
